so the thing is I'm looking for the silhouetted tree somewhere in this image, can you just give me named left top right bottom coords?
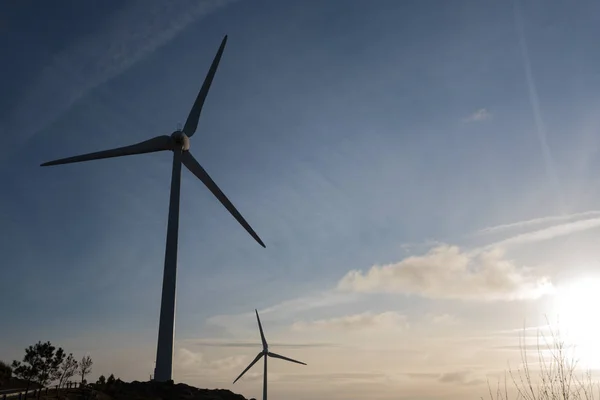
left=106, top=374, right=115, bottom=385
left=11, top=341, right=65, bottom=387
left=96, top=375, right=106, bottom=385
left=57, top=353, right=78, bottom=389
left=78, top=355, right=93, bottom=384
left=10, top=360, right=36, bottom=388
left=0, top=360, right=12, bottom=382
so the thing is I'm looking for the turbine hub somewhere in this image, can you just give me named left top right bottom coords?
left=171, top=130, right=190, bottom=151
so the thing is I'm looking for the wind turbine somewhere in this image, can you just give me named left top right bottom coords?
left=40, top=35, right=265, bottom=382
left=233, top=309, right=306, bottom=400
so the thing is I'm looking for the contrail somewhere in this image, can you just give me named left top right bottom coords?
left=513, top=0, right=564, bottom=210
left=476, top=210, right=600, bottom=235
left=485, top=217, right=600, bottom=249
left=2, top=0, right=239, bottom=162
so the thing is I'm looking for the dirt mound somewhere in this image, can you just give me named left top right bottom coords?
left=93, top=380, right=250, bottom=400
left=0, top=377, right=42, bottom=391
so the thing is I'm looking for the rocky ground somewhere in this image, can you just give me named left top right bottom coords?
left=0, top=377, right=42, bottom=391
left=0, top=378, right=251, bottom=400
left=90, top=380, right=255, bottom=400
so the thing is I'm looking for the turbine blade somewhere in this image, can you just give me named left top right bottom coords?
left=181, top=151, right=266, bottom=247
left=40, top=135, right=173, bottom=167
left=233, top=352, right=263, bottom=384
left=183, top=35, right=227, bottom=138
left=267, top=352, right=306, bottom=366
left=255, top=309, right=268, bottom=350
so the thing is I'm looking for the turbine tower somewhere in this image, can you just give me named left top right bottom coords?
left=233, top=309, right=306, bottom=400
left=40, top=35, right=265, bottom=382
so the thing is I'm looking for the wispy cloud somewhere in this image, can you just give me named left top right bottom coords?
left=438, top=370, right=484, bottom=386
left=337, top=245, right=552, bottom=301
left=173, top=348, right=253, bottom=379
left=174, top=347, right=204, bottom=370
left=280, top=372, right=389, bottom=383
left=7, top=0, right=237, bottom=155
left=493, top=344, right=553, bottom=352
left=239, top=370, right=273, bottom=382
left=405, top=372, right=441, bottom=380
left=463, top=108, right=492, bottom=122
left=488, top=217, right=600, bottom=248
left=203, top=212, right=600, bottom=336
left=477, top=211, right=600, bottom=235
left=427, top=313, right=459, bottom=326
left=206, top=290, right=361, bottom=329
left=261, top=290, right=361, bottom=315
left=513, top=0, right=562, bottom=208
left=203, top=212, right=599, bottom=329
left=183, top=339, right=338, bottom=349
left=292, top=311, right=408, bottom=332
left=205, top=232, right=563, bottom=328
left=404, top=370, right=484, bottom=386
left=208, top=355, right=248, bottom=371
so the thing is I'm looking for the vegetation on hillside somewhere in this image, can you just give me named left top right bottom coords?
left=484, top=324, right=599, bottom=400
left=7, top=329, right=596, bottom=400
left=79, top=355, right=93, bottom=384
left=0, top=359, right=12, bottom=383
left=11, top=341, right=65, bottom=387
left=1, top=341, right=94, bottom=391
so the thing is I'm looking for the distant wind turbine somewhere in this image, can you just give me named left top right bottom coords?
left=233, top=309, right=306, bottom=400
left=40, top=35, right=265, bottom=382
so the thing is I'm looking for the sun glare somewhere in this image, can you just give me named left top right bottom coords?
left=551, top=275, right=600, bottom=369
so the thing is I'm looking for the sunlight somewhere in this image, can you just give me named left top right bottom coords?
left=551, top=275, right=600, bottom=369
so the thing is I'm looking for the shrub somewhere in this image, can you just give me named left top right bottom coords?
left=0, top=360, right=12, bottom=381
left=12, top=341, right=65, bottom=386
left=79, top=355, right=93, bottom=384
left=484, top=322, right=599, bottom=400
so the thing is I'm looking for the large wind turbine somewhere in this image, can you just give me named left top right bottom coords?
left=40, top=35, right=265, bottom=382
left=233, top=310, right=306, bottom=400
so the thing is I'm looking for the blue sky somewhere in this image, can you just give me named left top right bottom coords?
left=2, top=1, right=600, bottom=399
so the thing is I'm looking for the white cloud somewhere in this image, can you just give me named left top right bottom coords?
left=292, top=311, right=408, bottom=332
left=206, top=290, right=361, bottom=330
left=428, top=313, right=459, bottom=326
left=181, top=338, right=336, bottom=349
left=203, top=214, right=598, bottom=347
left=476, top=211, right=600, bottom=235
left=172, top=350, right=253, bottom=381
left=281, top=372, right=390, bottom=384
left=405, top=370, right=485, bottom=386
left=337, top=245, right=552, bottom=301
left=174, top=347, right=203, bottom=369
left=241, top=370, right=277, bottom=382
left=438, top=370, right=484, bottom=386
left=487, top=217, right=600, bottom=248
left=209, top=355, right=248, bottom=371
left=261, top=290, right=361, bottom=315
left=463, top=108, right=492, bottom=122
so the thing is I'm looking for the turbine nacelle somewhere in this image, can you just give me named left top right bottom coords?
left=171, top=130, right=190, bottom=151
